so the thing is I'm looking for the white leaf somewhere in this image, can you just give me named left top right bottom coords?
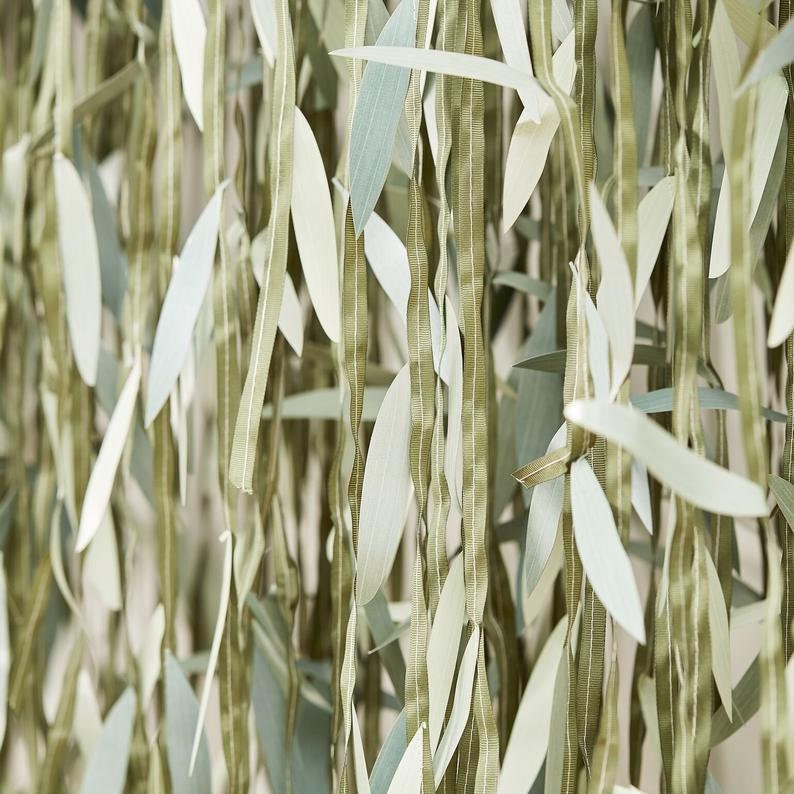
left=54, top=154, right=102, bottom=386
left=145, top=181, right=228, bottom=426
left=387, top=724, right=426, bottom=794
left=171, top=0, right=206, bottom=130
left=631, top=459, right=653, bottom=534
left=76, top=360, right=141, bottom=552
left=352, top=708, right=372, bottom=794
left=292, top=107, right=339, bottom=341
left=332, top=46, right=545, bottom=120
left=73, top=671, right=102, bottom=760
left=80, top=688, right=136, bottom=794
left=427, top=555, right=465, bottom=751
left=502, top=31, right=575, bottom=231
left=590, top=183, right=635, bottom=400
left=571, top=458, right=645, bottom=643
left=277, top=272, right=304, bottom=355
left=356, top=365, right=413, bottom=604
left=635, top=176, right=675, bottom=308
left=250, top=0, right=277, bottom=66
left=432, top=627, right=480, bottom=786
left=498, top=618, right=566, bottom=794
left=565, top=400, right=769, bottom=517
left=189, top=532, right=232, bottom=774
left=768, top=235, right=794, bottom=347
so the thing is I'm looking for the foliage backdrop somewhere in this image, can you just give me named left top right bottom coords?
left=0, top=0, right=793, bottom=791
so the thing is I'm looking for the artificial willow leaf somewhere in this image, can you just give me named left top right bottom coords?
left=502, top=30, right=575, bottom=231
left=333, top=46, right=545, bottom=117
left=709, top=74, right=787, bottom=278
left=565, top=400, right=769, bottom=517
left=189, top=531, right=231, bottom=773
left=387, top=723, right=425, bottom=794
left=491, top=271, right=552, bottom=300
left=356, top=364, right=413, bottom=604
left=171, top=0, right=206, bottom=129
left=582, top=280, right=610, bottom=400
left=768, top=238, right=794, bottom=347
left=352, top=708, right=372, bottom=794
left=82, top=511, right=122, bottom=611
left=432, top=626, right=480, bottom=786
left=349, top=0, right=416, bottom=234
left=262, top=385, right=388, bottom=421
left=770, top=475, right=794, bottom=528
left=291, top=107, right=339, bottom=341
left=488, top=0, right=533, bottom=79
left=631, top=386, right=786, bottom=423
left=589, top=183, right=635, bottom=399
left=0, top=556, right=7, bottom=747
left=138, top=604, right=165, bottom=711
left=570, top=458, right=645, bottom=643
left=497, top=618, right=566, bottom=794
left=165, top=652, right=212, bottom=794
left=635, top=175, right=675, bottom=307
left=742, top=17, right=794, bottom=88
left=427, top=554, right=464, bottom=750
left=53, top=153, right=102, bottom=386
left=80, top=688, right=136, bottom=794
left=74, top=671, right=102, bottom=760
left=145, top=181, right=228, bottom=426
left=75, top=359, right=141, bottom=552
left=706, top=553, right=733, bottom=716
left=370, top=710, right=407, bottom=794
left=631, top=459, right=653, bottom=534
left=277, top=272, right=304, bottom=356
left=250, top=0, right=277, bottom=66
left=523, top=424, right=566, bottom=598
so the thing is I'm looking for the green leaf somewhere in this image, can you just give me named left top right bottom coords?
left=565, top=400, right=769, bottom=517
left=630, top=386, right=787, bottom=423
left=370, top=710, right=407, bottom=794
left=706, top=552, right=732, bottom=716
left=768, top=237, right=794, bottom=347
left=165, top=652, right=212, bottom=794
left=349, top=0, right=416, bottom=234
left=76, top=359, right=141, bottom=552
left=491, top=271, right=552, bottom=300
left=770, top=475, right=794, bottom=528
left=53, top=153, right=102, bottom=386
left=388, top=723, right=426, bottom=794
left=570, top=458, right=645, bottom=643
left=145, top=181, right=228, bottom=426
left=292, top=107, right=340, bottom=340
left=356, top=364, right=413, bottom=604
left=80, top=688, right=136, bottom=794
left=742, top=17, right=794, bottom=88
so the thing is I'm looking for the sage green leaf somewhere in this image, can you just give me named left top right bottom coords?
left=76, top=359, right=141, bottom=552
left=589, top=183, right=635, bottom=400
left=262, top=385, right=388, bottom=421
left=502, top=31, right=575, bottom=231
left=356, top=364, right=413, bottom=604
left=387, top=723, right=426, bottom=794
left=332, top=46, right=546, bottom=117
left=82, top=511, right=122, bottom=610
left=171, top=0, right=206, bottom=129
left=165, top=652, right=212, bottom=794
left=767, top=238, right=794, bottom=347
left=145, top=181, right=228, bottom=426
left=706, top=553, right=733, bottom=716
left=80, top=688, right=136, bottom=794
left=54, top=153, right=102, bottom=386
left=427, top=555, right=465, bottom=750
left=370, top=710, right=407, bottom=794
left=492, top=271, right=552, bottom=300
left=250, top=0, right=277, bottom=65
left=137, top=604, right=165, bottom=711
left=565, top=400, right=769, bottom=517
left=497, top=618, right=566, bottom=794
left=631, top=459, right=653, bottom=534
left=635, top=176, right=675, bottom=307
left=292, top=107, right=339, bottom=341
left=631, top=386, right=786, bottom=423
left=544, top=647, right=569, bottom=794
left=432, top=626, right=480, bottom=786
left=489, top=0, right=531, bottom=74
left=770, top=475, right=794, bottom=528
left=570, top=458, right=645, bottom=643
left=349, top=0, right=416, bottom=234
left=352, top=708, right=372, bottom=794
left=742, top=17, right=794, bottom=88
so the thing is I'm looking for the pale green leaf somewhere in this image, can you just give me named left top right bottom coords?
left=356, top=364, right=413, bottom=604
left=635, top=176, right=675, bottom=307
left=137, top=604, right=165, bottom=712
left=742, top=17, right=794, bottom=88
left=770, top=475, right=794, bottom=529
left=80, top=688, right=136, bottom=794
left=387, top=723, right=425, bottom=794
left=565, top=400, right=769, bottom=517
left=171, top=0, right=206, bottom=129
left=145, top=181, right=228, bottom=426
left=768, top=238, right=794, bottom=347
left=292, top=107, right=339, bottom=340
left=706, top=552, right=733, bottom=716
left=76, top=359, right=141, bottom=552
left=349, top=0, right=416, bottom=234
left=571, top=458, right=645, bottom=643
left=54, top=153, right=102, bottom=386
left=82, top=511, right=122, bottom=610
